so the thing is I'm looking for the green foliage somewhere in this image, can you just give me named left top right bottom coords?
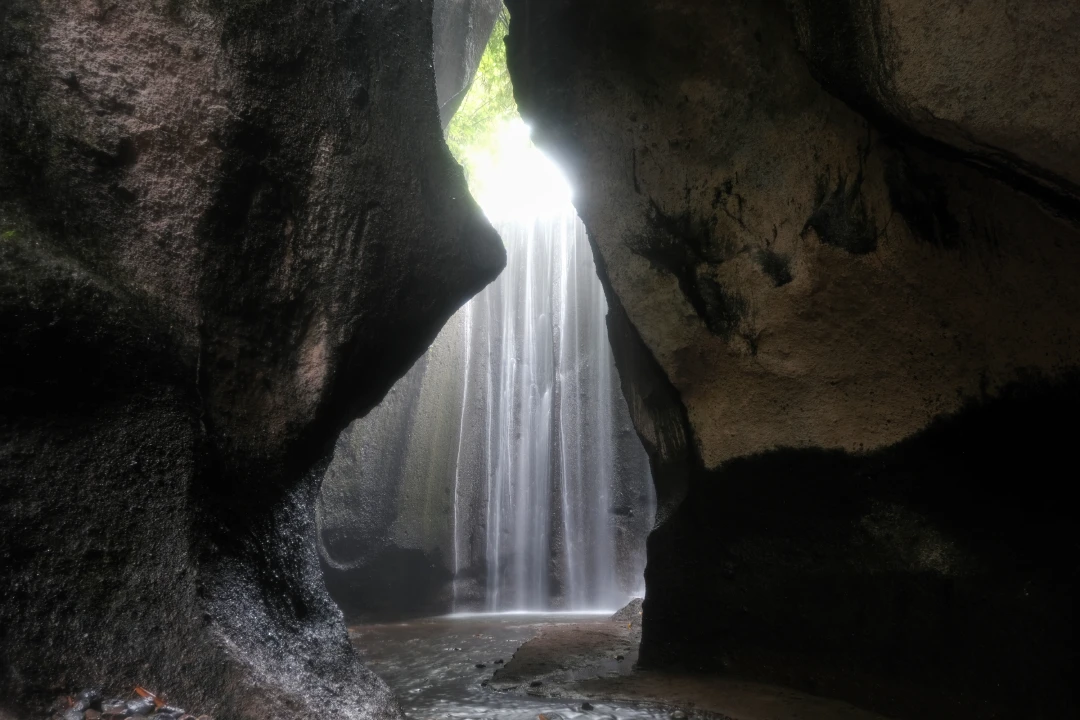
left=446, top=9, right=517, bottom=180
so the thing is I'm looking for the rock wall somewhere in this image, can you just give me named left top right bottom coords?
left=504, top=0, right=1079, bottom=717
left=0, top=1, right=503, bottom=718
left=318, top=315, right=471, bottom=619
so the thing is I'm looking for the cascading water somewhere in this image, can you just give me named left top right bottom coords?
left=457, top=209, right=627, bottom=611
left=316, top=121, right=654, bottom=617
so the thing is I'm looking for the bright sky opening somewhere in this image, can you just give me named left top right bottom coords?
left=458, top=118, right=575, bottom=223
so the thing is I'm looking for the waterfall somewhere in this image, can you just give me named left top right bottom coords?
left=447, top=207, right=642, bottom=612
left=318, top=185, right=655, bottom=616
left=450, top=302, right=473, bottom=612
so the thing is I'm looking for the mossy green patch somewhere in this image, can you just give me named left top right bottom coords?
left=445, top=8, right=516, bottom=181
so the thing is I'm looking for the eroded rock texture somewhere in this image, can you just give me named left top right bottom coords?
left=0, top=1, right=503, bottom=718
left=505, top=0, right=1079, bottom=717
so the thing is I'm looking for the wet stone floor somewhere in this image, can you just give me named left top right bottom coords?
left=349, top=614, right=668, bottom=720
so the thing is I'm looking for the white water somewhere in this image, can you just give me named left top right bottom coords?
left=321, top=122, right=655, bottom=614
left=453, top=208, right=633, bottom=611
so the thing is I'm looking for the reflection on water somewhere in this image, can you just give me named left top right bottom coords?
left=350, top=614, right=666, bottom=720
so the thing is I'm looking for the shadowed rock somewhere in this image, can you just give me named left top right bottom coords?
left=0, top=1, right=503, bottom=718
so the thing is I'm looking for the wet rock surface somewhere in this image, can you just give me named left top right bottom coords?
left=490, top=601, right=644, bottom=694
left=491, top=606, right=891, bottom=720
left=47, top=686, right=211, bottom=720
left=350, top=614, right=674, bottom=720
left=0, top=1, right=503, bottom=718
left=504, top=0, right=1079, bottom=717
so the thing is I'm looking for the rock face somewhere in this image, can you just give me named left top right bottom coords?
left=433, top=0, right=505, bottom=128
left=0, top=1, right=503, bottom=718
left=504, top=0, right=1079, bottom=717
left=318, top=317, right=472, bottom=619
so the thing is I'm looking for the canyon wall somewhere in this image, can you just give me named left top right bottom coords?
left=504, top=1, right=1079, bottom=717
left=0, top=1, right=503, bottom=718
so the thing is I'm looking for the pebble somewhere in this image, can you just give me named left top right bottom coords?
left=580, top=702, right=594, bottom=711
left=125, top=697, right=155, bottom=717
left=670, top=711, right=687, bottom=720
left=75, top=688, right=103, bottom=713
left=475, top=663, right=486, bottom=669
left=615, top=655, right=625, bottom=661
left=529, top=680, right=543, bottom=687
left=101, top=700, right=127, bottom=714
left=494, top=658, right=504, bottom=664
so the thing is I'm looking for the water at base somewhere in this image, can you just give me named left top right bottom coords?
left=445, top=610, right=618, bottom=619
left=351, top=614, right=667, bottom=720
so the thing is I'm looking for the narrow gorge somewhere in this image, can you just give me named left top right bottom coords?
left=2, top=1, right=1077, bottom=720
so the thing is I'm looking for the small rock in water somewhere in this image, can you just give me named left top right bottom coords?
left=615, top=654, right=625, bottom=661
left=494, top=658, right=504, bottom=664
left=61, top=709, right=84, bottom=720
left=102, top=699, right=126, bottom=713
left=76, top=688, right=104, bottom=712
left=670, top=711, right=688, bottom=720
left=480, top=680, right=489, bottom=687
left=475, top=663, right=486, bottom=669
left=529, top=680, right=543, bottom=687
left=580, top=702, right=594, bottom=711
left=84, top=711, right=101, bottom=720
left=100, top=700, right=127, bottom=720
left=125, top=697, right=155, bottom=717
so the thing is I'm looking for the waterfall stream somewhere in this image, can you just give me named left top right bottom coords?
left=317, top=202, right=655, bottom=617
left=455, top=209, right=643, bottom=611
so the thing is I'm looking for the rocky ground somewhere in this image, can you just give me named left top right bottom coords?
left=492, top=601, right=894, bottom=720
left=42, top=688, right=212, bottom=720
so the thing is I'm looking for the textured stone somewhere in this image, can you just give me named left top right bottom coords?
left=507, top=0, right=1080, bottom=470
left=0, top=0, right=503, bottom=718
left=504, top=0, right=1079, bottom=717
left=788, top=0, right=1080, bottom=201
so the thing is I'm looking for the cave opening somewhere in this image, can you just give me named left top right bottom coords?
left=315, top=7, right=655, bottom=624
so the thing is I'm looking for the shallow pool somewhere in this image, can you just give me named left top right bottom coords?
left=350, top=614, right=668, bottom=720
